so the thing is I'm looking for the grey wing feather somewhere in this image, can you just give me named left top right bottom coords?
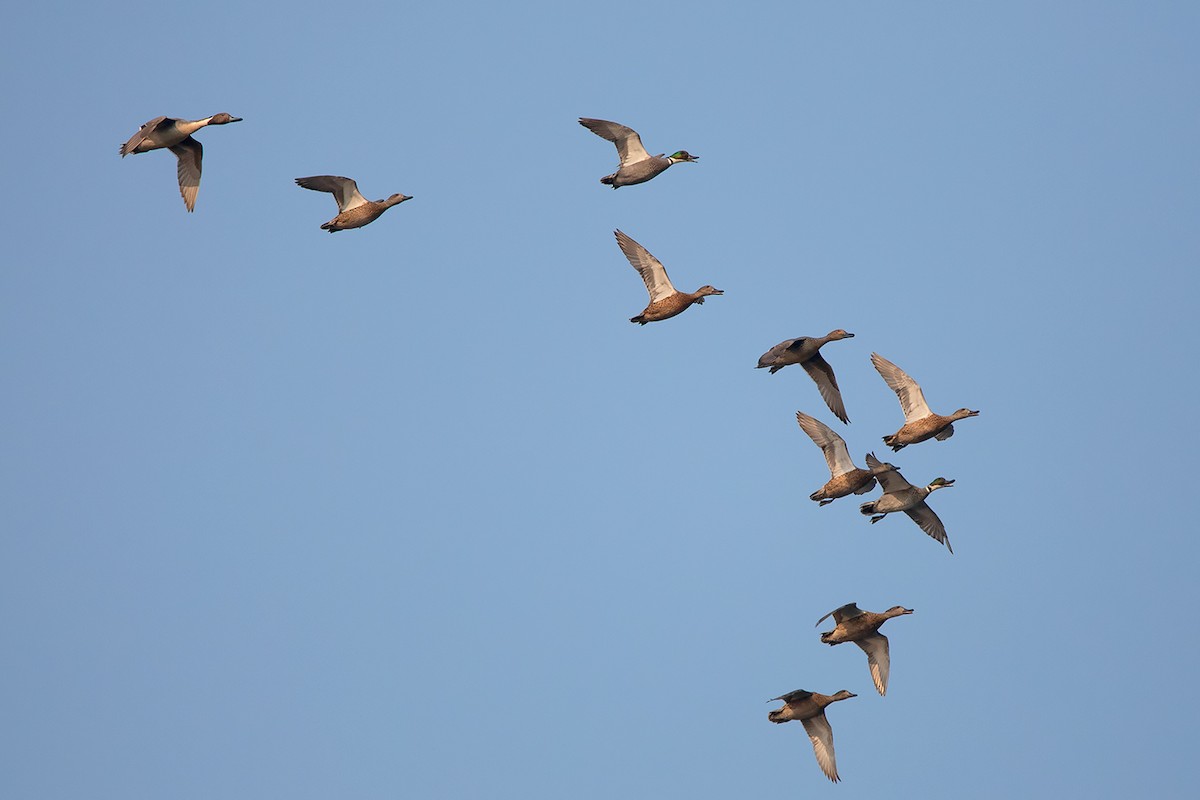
left=871, top=352, right=932, bottom=421
left=614, top=229, right=675, bottom=302
left=169, top=137, right=202, bottom=212
left=121, top=115, right=168, bottom=156
left=795, top=412, right=856, bottom=477
left=905, top=502, right=953, bottom=552
left=770, top=689, right=812, bottom=703
left=868, top=456, right=914, bottom=493
left=579, top=118, right=651, bottom=165
left=815, top=602, right=862, bottom=627
left=800, top=714, right=840, bottom=783
left=295, top=175, right=368, bottom=211
left=855, top=633, right=891, bottom=695
left=801, top=353, right=849, bottom=424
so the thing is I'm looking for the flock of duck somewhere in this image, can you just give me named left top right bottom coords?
left=767, top=347, right=976, bottom=781
left=119, top=112, right=981, bottom=784
left=119, top=113, right=411, bottom=229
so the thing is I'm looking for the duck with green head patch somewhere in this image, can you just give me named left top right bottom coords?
left=579, top=118, right=698, bottom=188
left=859, top=453, right=955, bottom=553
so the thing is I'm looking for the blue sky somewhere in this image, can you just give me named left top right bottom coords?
left=2, top=2, right=1198, bottom=797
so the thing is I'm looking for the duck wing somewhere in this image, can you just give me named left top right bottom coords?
left=865, top=453, right=914, bottom=493
left=770, top=688, right=813, bottom=704
left=800, top=713, right=841, bottom=783
left=120, top=115, right=170, bottom=156
left=614, top=229, right=676, bottom=302
left=795, top=412, right=856, bottom=477
left=295, top=175, right=369, bottom=212
left=815, top=602, right=863, bottom=627
left=801, top=353, right=849, bottom=424
left=854, top=632, right=891, bottom=695
left=756, top=338, right=800, bottom=371
left=168, top=136, right=202, bottom=212
left=871, top=353, right=932, bottom=422
left=904, top=502, right=953, bottom=552
left=579, top=118, right=651, bottom=166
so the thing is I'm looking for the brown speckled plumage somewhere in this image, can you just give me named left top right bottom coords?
left=816, top=603, right=913, bottom=695
left=630, top=290, right=721, bottom=324
left=871, top=352, right=979, bottom=450
left=883, top=410, right=980, bottom=450
left=768, top=689, right=856, bottom=783
left=613, top=230, right=722, bottom=324
left=757, top=331, right=856, bottom=423
left=794, top=411, right=875, bottom=505
left=295, top=175, right=412, bottom=232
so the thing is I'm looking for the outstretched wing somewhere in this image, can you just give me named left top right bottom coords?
left=871, top=353, right=932, bottom=422
left=800, top=714, right=840, bottom=783
left=614, top=229, right=676, bottom=302
left=795, top=412, right=856, bottom=477
left=801, top=353, right=849, bottom=424
left=905, top=502, right=953, bottom=552
left=854, top=632, right=891, bottom=695
left=295, top=175, right=369, bottom=212
left=579, top=118, right=651, bottom=166
left=169, top=137, right=202, bottom=212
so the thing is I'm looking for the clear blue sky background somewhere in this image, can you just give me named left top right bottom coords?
left=3, top=2, right=1197, bottom=797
